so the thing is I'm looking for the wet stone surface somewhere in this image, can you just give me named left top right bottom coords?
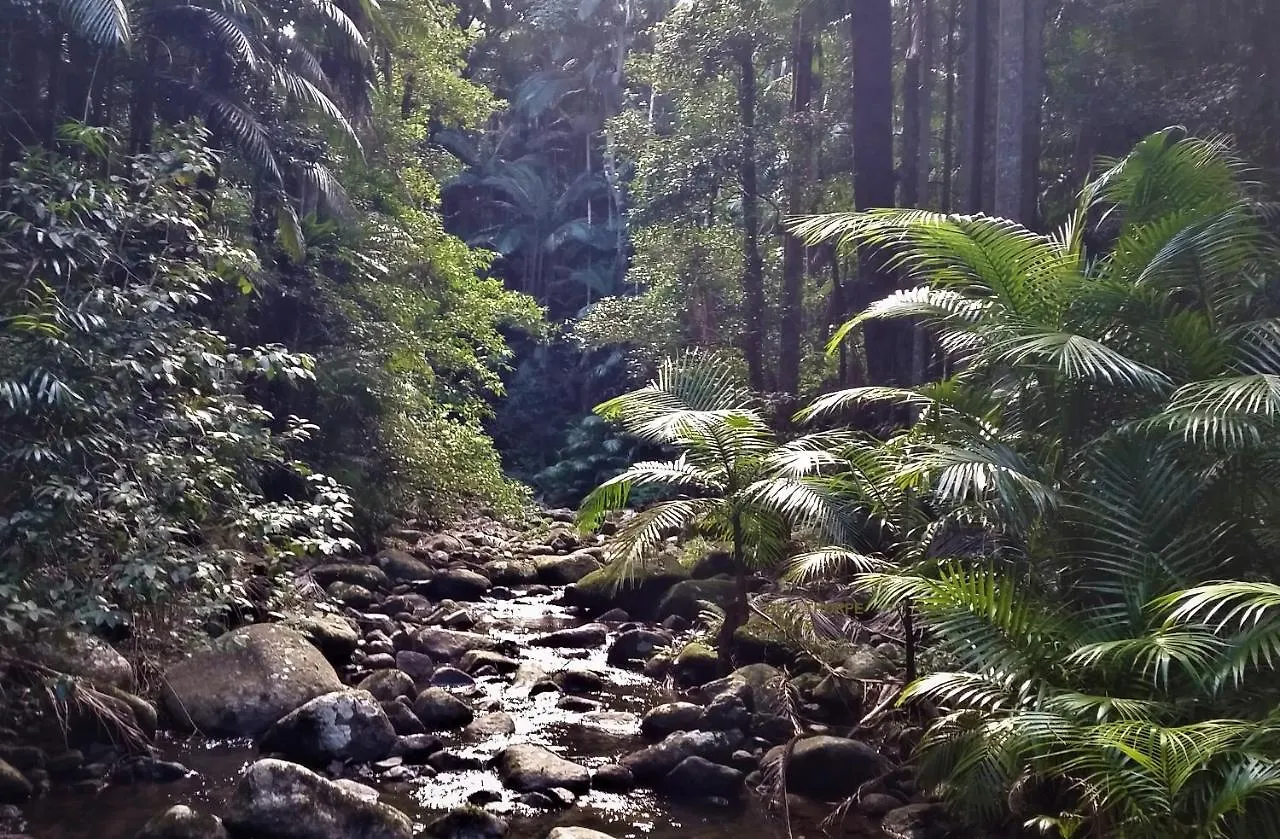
left=20, top=522, right=893, bottom=839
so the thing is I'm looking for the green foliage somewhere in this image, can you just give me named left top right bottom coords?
left=794, top=131, right=1280, bottom=837
left=0, top=130, right=355, bottom=636
left=578, top=351, right=852, bottom=587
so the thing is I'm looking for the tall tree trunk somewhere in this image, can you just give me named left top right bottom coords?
left=915, top=0, right=935, bottom=207
left=778, top=9, right=815, bottom=396
left=1020, top=0, right=1044, bottom=227
left=850, top=0, right=902, bottom=386
left=128, top=42, right=158, bottom=153
left=737, top=48, right=767, bottom=393
left=940, top=0, right=958, bottom=211
left=960, top=0, right=991, bottom=213
left=901, top=1, right=923, bottom=208
left=992, top=0, right=1025, bottom=220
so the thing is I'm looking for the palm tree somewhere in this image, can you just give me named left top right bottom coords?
left=786, top=130, right=1280, bottom=836
left=577, top=351, right=852, bottom=668
left=1, top=0, right=376, bottom=252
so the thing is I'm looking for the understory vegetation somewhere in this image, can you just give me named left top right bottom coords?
left=581, top=133, right=1280, bottom=836
left=5, top=0, right=1280, bottom=834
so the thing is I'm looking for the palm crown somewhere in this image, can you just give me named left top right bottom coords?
left=787, top=129, right=1280, bottom=837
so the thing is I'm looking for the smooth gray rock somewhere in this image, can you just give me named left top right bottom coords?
left=225, top=758, right=412, bottom=839
left=639, top=703, right=703, bottom=740
left=259, top=690, right=396, bottom=766
left=412, top=688, right=474, bottom=730
left=161, top=624, right=342, bottom=737
left=496, top=744, right=590, bottom=794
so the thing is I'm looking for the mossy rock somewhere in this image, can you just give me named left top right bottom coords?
left=730, top=618, right=801, bottom=667
left=657, top=577, right=738, bottom=621
left=671, top=642, right=720, bottom=687
left=564, top=551, right=689, bottom=619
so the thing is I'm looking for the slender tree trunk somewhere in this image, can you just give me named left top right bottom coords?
left=940, top=0, right=958, bottom=211
left=718, top=510, right=749, bottom=672
left=778, top=9, right=815, bottom=396
left=128, top=42, right=158, bottom=153
left=901, top=1, right=923, bottom=208
left=1021, top=0, right=1044, bottom=227
left=850, top=0, right=903, bottom=386
left=960, top=0, right=990, bottom=213
left=902, top=603, right=917, bottom=682
left=916, top=0, right=935, bottom=206
left=737, top=48, right=767, bottom=393
left=992, top=0, right=1025, bottom=220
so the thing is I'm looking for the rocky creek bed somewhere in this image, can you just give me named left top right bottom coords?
left=0, top=514, right=952, bottom=839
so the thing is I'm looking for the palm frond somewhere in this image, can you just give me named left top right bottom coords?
left=599, top=498, right=722, bottom=587
left=783, top=546, right=888, bottom=582
left=58, top=0, right=130, bottom=46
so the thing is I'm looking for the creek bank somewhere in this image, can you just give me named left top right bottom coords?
left=5, top=510, right=957, bottom=839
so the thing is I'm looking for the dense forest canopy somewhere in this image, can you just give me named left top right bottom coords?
left=4, top=0, right=1280, bottom=835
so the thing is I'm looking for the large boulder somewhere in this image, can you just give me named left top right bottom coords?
left=496, top=744, right=590, bottom=794
left=670, top=642, right=719, bottom=687
left=38, top=631, right=133, bottom=689
left=564, top=553, right=688, bottom=618
left=412, top=688, right=474, bottom=730
left=620, top=730, right=743, bottom=784
left=259, top=690, right=396, bottom=766
left=530, top=623, right=608, bottom=649
left=656, top=578, right=739, bottom=621
left=280, top=614, right=360, bottom=666
left=225, top=758, right=412, bottom=839
left=377, top=549, right=433, bottom=582
left=307, top=562, right=389, bottom=592
left=688, top=547, right=736, bottom=579
left=606, top=630, right=673, bottom=668
left=533, top=552, right=601, bottom=586
left=137, top=806, right=229, bottom=839
left=412, top=628, right=499, bottom=663
left=161, top=624, right=342, bottom=737
left=422, top=569, right=491, bottom=602
left=639, top=703, right=703, bottom=740
left=483, top=559, right=538, bottom=586
left=761, top=736, right=888, bottom=800
left=730, top=618, right=799, bottom=666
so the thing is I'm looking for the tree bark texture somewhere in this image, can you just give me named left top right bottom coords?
left=850, top=0, right=906, bottom=386
left=993, top=0, right=1025, bottom=220
left=778, top=9, right=816, bottom=395
left=737, top=48, right=767, bottom=392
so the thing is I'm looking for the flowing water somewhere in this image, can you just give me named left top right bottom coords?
left=20, top=588, right=852, bottom=839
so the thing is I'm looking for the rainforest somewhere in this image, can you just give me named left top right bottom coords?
left=2, top=1, right=1280, bottom=838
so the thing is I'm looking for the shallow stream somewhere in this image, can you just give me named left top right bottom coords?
left=22, top=589, right=843, bottom=839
